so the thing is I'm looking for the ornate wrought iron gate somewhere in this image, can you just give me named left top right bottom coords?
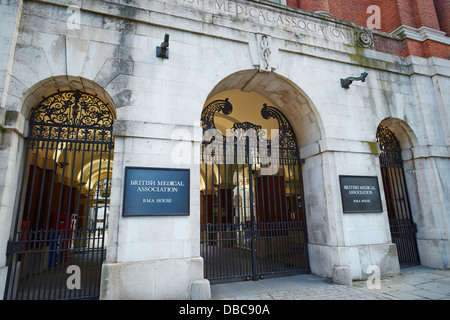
left=377, top=125, right=420, bottom=267
left=5, top=91, right=114, bottom=300
left=201, top=99, right=309, bottom=282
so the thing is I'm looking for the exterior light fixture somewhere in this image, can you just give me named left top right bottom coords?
left=341, top=71, right=368, bottom=88
left=156, top=33, right=169, bottom=59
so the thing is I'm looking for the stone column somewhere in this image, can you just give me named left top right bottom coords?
left=305, top=146, right=400, bottom=281
left=0, top=0, right=23, bottom=124
left=406, top=60, right=450, bottom=269
left=0, top=0, right=24, bottom=299
left=100, top=121, right=209, bottom=300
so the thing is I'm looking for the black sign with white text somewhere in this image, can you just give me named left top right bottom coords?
left=123, top=167, right=190, bottom=216
left=339, top=175, right=383, bottom=213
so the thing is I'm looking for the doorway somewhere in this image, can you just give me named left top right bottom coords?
left=377, top=125, right=420, bottom=267
left=200, top=91, right=309, bottom=282
left=5, top=91, right=114, bottom=299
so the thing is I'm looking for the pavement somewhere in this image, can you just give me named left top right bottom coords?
left=210, top=266, right=450, bottom=300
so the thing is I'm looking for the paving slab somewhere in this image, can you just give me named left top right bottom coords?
left=416, top=282, right=450, bottom=295
left=211, top=266, right=450, bottom=300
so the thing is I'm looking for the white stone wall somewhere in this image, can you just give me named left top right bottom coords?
left=0, top=0, right=448, bottom=298
left=0, top=0, right=24, bottom=298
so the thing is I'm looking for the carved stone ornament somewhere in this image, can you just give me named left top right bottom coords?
left=355, top=28, right=374, bottom=48
left=257, top=34, right=272, bottom=72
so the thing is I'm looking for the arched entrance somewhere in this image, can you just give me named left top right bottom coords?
left=5, top=91, right=115, bottom=299
left=200, top=89, right=309, bottom=282
left=376, top=124, right=420, bottom=267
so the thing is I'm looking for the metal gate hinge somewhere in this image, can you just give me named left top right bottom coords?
left=7, top=241, right=26, bottom=255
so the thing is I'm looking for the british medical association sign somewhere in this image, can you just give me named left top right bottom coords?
left=339, top=175, right=383, bottom=213
left=123, top=167, right=190, bottom=216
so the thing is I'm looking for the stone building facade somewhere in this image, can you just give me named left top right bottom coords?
left=0, top=0, right=448, bottom=300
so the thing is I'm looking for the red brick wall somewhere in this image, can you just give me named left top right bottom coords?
left=402, top=38, right=427, bottom=57
left=434, top=0, right=450, bottom=35
left=413, top=0, right=440, bottom=30
left=380, top=0, right=403, bottom=33
left=287, top=0, right=442, bottom=33
left=286, top=0, right=300, bottom=8
left=292, top=0, right=446, bottom=33
left=423, top=39, right=450, bottom=59
left=373, top=34, right=405, bottom=56
left=328, top=0, right=375, bottom=30
left=287, top=0, right=449, bottom=59
left=299, top=0, right=329, bottom=12
left=296, top=0, right=409, bottom=33
left=395, top=0, right=418, bottom=29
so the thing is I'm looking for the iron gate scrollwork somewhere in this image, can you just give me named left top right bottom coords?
left=377, top=125, right=420, bottom=267
left=201, top=99, right=309, bottom=282
left=5, top=91, right=114, bottom=300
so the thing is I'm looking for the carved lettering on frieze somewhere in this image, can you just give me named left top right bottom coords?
left=179, top=0, right=352, bottom=44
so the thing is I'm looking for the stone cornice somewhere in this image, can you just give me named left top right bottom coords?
left=391, top=25, right=450, bottom=45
